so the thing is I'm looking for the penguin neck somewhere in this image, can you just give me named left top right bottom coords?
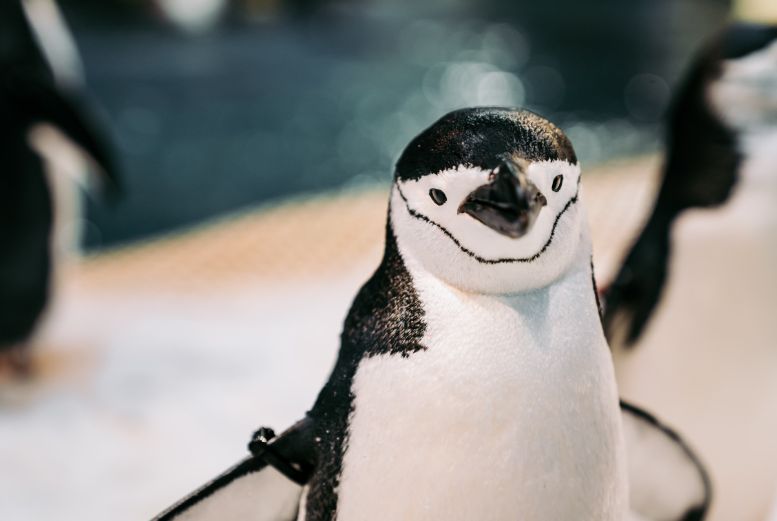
left=723, top=129, right=777, bottom=228
left=738, top=129, right=777, bottom=186
left=394, top=223, right=597, bottom=314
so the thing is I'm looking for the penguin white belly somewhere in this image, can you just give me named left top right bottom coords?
left=338, top=259, right=627, bottom=521
left=28, top=123, right=87, bottom=263
left=615, top=131, right=777, bottom=521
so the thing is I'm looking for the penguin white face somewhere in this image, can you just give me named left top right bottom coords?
left=708, top=38, right=777, bottom=130
left=390, top=108, right=584, bottom=295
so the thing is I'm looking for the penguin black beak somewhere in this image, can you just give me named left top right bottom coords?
left=457, top=161, right=547, bottom=239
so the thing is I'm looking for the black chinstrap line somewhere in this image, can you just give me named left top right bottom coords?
left=394, top=180, right=579, bottom=265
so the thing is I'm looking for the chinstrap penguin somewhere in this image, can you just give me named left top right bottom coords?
left=154, top=108, right=709, bottom=521
left=0, top=0, right=118, bottom=373
left=604, top=20, right=777, bottom=520
left=603, top=22, right=777, bottom=346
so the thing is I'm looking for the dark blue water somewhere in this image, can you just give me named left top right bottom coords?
left=61, top=0, right=728, bottom=248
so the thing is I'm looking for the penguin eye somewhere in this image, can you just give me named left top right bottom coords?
left=552, top=175, right=563, bottom=192
left=429, top=188, right=447, bottom=206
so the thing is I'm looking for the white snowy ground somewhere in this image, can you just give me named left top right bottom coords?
left=0, top=157, right=775, bottom=520
left=0, top=272, right=366, bottom=520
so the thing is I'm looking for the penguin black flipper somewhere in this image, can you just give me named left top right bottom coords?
left=0, top=133, right=51, bottom=352
left=621, top=401, right=711, bottom=521
left=6, top=73, right=120, bottom=195
left=153, top=418, right=316, bottom=521
left=603, top=23, right=777, bottom=346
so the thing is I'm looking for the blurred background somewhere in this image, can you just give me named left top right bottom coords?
left=4, top=0, right=777, bottom=520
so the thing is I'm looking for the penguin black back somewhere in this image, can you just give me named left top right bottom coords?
left=0, top=1, right=51, bottom=82
left=0, top=1, right=54, bottom=351
left=0, top=96, right=53, bottom=348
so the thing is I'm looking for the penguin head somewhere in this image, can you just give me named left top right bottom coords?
left=707, top=24, right=777, bottom=131
left=390, top=107, right=583, bottom=294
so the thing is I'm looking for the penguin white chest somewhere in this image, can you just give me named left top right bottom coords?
left=337, top=265, right=627, bottom=521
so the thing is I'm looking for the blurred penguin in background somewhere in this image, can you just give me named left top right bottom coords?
left=604, top=3, right=777, bottom=347
left=604, top=1, right=777, bottom=519
left=0, top=0, right=118, bottom=375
